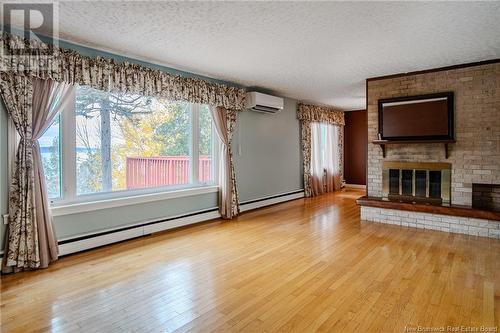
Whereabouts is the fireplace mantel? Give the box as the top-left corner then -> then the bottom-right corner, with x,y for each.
372,139 -> 455,159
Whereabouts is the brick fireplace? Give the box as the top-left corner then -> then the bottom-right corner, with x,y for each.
358,61 -> 500,239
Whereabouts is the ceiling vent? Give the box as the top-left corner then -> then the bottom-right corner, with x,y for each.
246,92 -> 284,114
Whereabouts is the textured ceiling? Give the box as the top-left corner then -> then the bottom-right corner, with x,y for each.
11,1 -> 500,110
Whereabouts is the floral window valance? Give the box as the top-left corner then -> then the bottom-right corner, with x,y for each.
0,32 -> 246,110
297,103 -> 345,126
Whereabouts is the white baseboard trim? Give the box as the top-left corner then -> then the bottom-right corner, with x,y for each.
240,190 -> 305,213
58,210 -> 220,256
344,184 -> 366,189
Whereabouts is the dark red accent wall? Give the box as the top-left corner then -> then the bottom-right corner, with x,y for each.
344,110 -> 367,185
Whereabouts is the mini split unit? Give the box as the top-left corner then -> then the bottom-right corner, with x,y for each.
246,92 -> 284,114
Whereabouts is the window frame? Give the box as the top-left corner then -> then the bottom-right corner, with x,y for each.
8,86 -> 219,209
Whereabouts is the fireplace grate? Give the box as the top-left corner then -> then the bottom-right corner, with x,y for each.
415,170 -> 427,197
383,162 -> 451,204
401,170 -> 413,196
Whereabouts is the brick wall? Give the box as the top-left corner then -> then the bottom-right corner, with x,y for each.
367,63 -> 500,206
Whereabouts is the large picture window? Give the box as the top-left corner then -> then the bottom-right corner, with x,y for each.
38,85 -> 217,205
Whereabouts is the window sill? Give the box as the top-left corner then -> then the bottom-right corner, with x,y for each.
51,186 -> 219,217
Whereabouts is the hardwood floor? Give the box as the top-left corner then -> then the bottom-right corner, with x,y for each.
1,189 -> 499,332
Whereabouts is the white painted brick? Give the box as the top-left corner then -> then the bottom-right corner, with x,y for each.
451,224 -> 468,231
478,220 -> 491,228
489,229 -> 500,238
468,226 -> 489,237
442,217 -> 460,224
362,207 -> 498,239
458,218 -> 471,225
467,218 -> 490,228
465,219 -> 480,227
424,215 -> 442,222
488,221 -> 500,229
451,226 -> 469,234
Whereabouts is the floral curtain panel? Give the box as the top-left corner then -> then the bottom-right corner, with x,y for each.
210,107 -> 240,219
298,103 -> 344,197
0,74 -> 37,270
0,74 -> 74,272
1,32 -> 246,110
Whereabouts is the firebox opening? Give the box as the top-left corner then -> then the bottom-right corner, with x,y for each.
472,183 -> 500,212
383,161 -> 451,205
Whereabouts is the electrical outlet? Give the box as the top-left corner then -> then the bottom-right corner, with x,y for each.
2,214 -> 9,225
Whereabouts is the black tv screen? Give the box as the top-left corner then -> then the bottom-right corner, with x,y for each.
378,92 -> 454,141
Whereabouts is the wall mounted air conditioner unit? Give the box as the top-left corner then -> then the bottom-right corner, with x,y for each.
246,92 -> 284,114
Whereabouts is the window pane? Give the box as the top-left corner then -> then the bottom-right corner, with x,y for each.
198,105 -> 213,184
75,86 -> 105,195
75,85 -> 202,195
120,99 -> 191,190
39,116 -> 61,199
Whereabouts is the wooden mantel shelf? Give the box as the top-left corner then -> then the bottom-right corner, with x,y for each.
372,139 -> 456,159
356,196 -> 500,221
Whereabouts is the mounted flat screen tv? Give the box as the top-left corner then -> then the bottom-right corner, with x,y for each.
378,92 -> 454,141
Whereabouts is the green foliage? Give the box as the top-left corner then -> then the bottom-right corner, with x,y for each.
75,86 -> 154,193
199,105 -> 212,156
74,86 -> 213,193
154,101 -> 191,156
42,85 -> 214,196
77,148 -> 103,195
42,127 -> 61,198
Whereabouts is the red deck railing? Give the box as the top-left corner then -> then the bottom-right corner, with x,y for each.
126,156 -> 212,189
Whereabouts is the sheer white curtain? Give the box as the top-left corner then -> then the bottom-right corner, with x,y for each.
310,122 -> 324,196
324,123 -> 342,192
310,122 -> 341,196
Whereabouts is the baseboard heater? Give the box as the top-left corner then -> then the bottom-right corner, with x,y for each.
52,189 -> 305,257
239,190 -> 305,212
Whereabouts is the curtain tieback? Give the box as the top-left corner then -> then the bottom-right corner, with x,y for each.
19,137 -> 37,147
